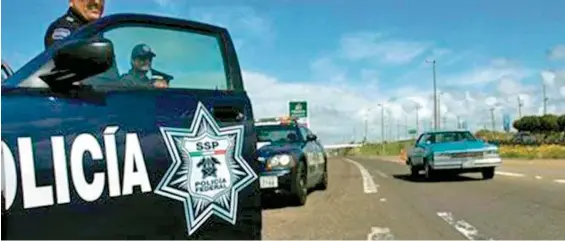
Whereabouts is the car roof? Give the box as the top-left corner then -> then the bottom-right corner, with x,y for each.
421,129 -> 472,135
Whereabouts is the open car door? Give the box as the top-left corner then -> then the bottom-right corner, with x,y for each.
1,14 -> 261,239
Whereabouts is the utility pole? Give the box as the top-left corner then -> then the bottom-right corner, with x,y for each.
517,96 -> 523,118
378,103 -> 385,154
542,83 -> 548,115
363,108 -> 369,143
490,107 -> 495,131
404,113 -> 408,139
415,104 -> 421,134
437,92 -> 442,129
426,59 -> 438,130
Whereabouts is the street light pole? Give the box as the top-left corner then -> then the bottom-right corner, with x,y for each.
426,59 -> 438,130
517,96 -> 523,118
363,108 -> 369,143
542,83 -> 548,115
490,107 -> 495,131
404,113 -> 408,139
378,103 -> 385,154
415,104 -> 421,134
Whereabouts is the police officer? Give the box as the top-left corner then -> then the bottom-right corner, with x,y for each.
44,0 -> 105,49
119,44 -> 161,87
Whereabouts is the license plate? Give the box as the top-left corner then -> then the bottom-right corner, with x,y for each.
260,176 -> 278,189
462,160 -> 475,168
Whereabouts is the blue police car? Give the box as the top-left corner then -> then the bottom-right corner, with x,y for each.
1,14 -> 262,239
255,117 -> 328,206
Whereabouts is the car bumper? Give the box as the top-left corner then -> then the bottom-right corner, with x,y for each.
258,168 -> 297,196
431,157 -> 502,170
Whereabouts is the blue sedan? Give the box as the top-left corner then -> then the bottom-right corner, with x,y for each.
407,130 -> 502,180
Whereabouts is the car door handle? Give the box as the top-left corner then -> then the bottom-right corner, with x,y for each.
212,105 -> 245,123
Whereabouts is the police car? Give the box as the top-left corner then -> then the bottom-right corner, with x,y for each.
255,117 -> 328,206
1,14 -> 262,239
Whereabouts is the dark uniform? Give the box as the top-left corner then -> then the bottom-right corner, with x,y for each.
44,8 -> 88,49
120,44 -> 174,88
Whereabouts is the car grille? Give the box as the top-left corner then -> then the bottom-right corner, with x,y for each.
450,151 -> 483,158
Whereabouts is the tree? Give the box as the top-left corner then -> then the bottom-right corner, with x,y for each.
539,114 -> 559,132
513,118 -> 524,131
557,115 -> 565,132
519,116 -> 542,133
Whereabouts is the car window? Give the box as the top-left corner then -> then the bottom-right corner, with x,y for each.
416,134 -> 430,145
434,132 -> 476,143
86,26 -> 229,90
299,127 -> 310,141
257,125 -> 301,143
11,24 -> 232,91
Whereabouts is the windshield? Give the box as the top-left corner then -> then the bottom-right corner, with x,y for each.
432,131 -> 476,143
256,125 -> 301,143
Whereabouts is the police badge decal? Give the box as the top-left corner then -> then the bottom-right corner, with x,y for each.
156,102 -> 257,235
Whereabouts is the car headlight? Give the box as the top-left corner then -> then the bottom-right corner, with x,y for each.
269,154 -> 293,167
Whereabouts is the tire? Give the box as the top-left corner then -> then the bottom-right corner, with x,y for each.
316,161 -> 328,191
410,166 -> 420,177
482,167 -> 495,180
291,161 -> 308,206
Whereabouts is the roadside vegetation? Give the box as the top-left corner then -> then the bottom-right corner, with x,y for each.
333,114 -> 565,159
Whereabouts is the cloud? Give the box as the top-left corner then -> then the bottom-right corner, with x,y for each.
188,6 -> 274,44
242,69 -> 553,144
443,61 -> 533,87
338,32 -> 430,64
548,45 -> 565,61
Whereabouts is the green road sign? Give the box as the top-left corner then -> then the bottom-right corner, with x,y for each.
289,101 -> 308,118
408,129 -> 417,135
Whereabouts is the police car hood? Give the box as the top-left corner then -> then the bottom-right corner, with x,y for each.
256,142 -> 302,158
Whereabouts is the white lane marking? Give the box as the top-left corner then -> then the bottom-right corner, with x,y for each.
367,226 -> 395,240
535,175 -> 542,180
379,198 -> 387,202
344,158 -> 378,194
376,169 -> 389,178
495,171 -> 525,177
554,179 -> 565,184
437,212 -> 494,241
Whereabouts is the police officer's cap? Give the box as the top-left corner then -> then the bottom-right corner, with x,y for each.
131,44 -> 156,59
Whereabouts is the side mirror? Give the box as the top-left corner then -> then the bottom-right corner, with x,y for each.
40,38 -> 115,87
425,140 -> 432,145
306,134 -> 317,141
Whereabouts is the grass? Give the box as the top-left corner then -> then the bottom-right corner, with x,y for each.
335,140 -> 565,159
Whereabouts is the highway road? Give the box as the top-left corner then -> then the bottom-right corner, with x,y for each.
262,156 -> 565,240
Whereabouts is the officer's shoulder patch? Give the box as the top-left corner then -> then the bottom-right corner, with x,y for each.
52,28 -> 71,40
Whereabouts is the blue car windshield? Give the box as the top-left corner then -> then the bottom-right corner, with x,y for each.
432,131 -> 476,143
256,125 -> 301,143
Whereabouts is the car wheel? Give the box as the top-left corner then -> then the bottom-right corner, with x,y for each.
482,167 -> 495,180
316,162 -> 328,191
410,165 -> 420,177
291,161 -> 308,206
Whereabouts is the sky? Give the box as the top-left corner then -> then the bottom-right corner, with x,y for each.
2,0 -> 565,144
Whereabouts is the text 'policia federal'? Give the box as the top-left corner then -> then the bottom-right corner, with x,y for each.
2,126 -> 152,210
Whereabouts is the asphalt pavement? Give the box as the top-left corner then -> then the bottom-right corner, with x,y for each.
262,156 -> 565,240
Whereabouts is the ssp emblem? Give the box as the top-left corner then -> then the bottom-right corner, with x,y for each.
156,102 -> 257,235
